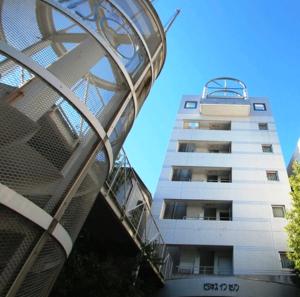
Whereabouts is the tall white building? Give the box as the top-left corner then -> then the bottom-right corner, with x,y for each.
153,78 -> 300,297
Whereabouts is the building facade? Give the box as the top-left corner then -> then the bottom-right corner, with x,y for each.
152,78 -> 299,296
0,1 -> 166,296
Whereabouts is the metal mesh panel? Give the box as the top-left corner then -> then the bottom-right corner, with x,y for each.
1,0 -> 79,68
0,53 -> 99,213
60,148 -> 109,241
113,0 -> 162,56
0,1 -> 130,130
56,0 -> 149,83
14,234 -> 66,297
0,205 -> 43,297
109,100 -> 135,158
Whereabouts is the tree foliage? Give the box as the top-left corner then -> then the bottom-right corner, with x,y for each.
286,161 -> 300,270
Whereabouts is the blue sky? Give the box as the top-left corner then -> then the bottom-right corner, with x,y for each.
124,0 -> 300,194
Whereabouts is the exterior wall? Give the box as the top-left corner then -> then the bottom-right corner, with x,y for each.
153,93 -> 298,296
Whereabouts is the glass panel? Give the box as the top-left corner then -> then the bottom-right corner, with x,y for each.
262,145 -> 273,153
188,122 -> 199,129
272,206 -> 285,217
204,208 -> 217,220
207,175 -> 218,182
267,171 -> 279,181
164,202 -> 175,219
173,203 -> 187,219
184,101 -> 197,109
280,252 -> 294,269
220,211 -> 230,221
172,169 -> 192,181
259,123 -> 268,130
254,103 -> 266,111
178,143 -> 195,152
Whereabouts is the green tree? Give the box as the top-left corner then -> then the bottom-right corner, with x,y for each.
286,161 -> 300,270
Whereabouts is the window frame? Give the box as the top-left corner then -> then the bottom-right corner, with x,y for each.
262,144 -> 273,153
186,121 -> 199,129
279,252 -> 294,269
184,101 -> 198,109
272,205 -> 285,218
253,103 -> 267,111
266,170 -> 279,181
258,123 -> 268,130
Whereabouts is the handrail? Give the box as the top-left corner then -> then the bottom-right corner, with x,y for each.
103,147 -> 173,278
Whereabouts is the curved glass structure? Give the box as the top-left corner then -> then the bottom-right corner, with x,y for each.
0,1 -> 166,296
202,77 -> 248,99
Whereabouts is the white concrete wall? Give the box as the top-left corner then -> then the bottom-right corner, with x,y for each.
153,95 -> 292,279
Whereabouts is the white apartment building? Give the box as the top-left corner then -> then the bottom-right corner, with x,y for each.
153,78 -> 300,297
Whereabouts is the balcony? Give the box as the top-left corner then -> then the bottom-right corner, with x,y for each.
168,245 -> 233,277
172,167 -> 232,183
183,120 -> 231,130
163,200 -> 232,221
178,141 -> 231,153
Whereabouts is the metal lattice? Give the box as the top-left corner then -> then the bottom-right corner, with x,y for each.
0,205 -> 43,297
14,235 -> 66,297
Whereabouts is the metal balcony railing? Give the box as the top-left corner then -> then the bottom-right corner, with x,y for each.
174,265 -> 232,277
102,148 -> 173,280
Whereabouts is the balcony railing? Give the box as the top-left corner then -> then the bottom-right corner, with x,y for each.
183,215 -> 232,221
103,148 -> 173,279
174,265 -> 232,277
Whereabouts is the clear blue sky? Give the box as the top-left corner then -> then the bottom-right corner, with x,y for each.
124,0 -> 300,194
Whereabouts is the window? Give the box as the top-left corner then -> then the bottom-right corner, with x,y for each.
184,101 -> 197,109
208,149 -> 220,153
253,103 -> 266,111
187,122 -> 199,129
209,122 -> 231,130
172,168 -> 192,181
220,176 -> 231,183
178,143 -> 196,152
262,144 -> 273,153
219,211 -> 231,221
164,201 -> 187,219
279,252 -> 294,269
266,171 -> 279,181
204,208 -> 217,220
272,205 -> 285,218
258,123 -> 268,130
207,175 -> 218,182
